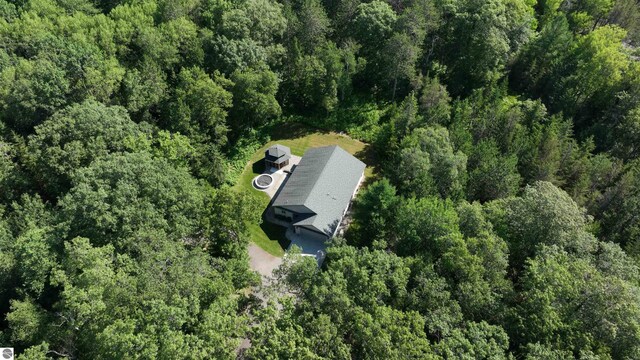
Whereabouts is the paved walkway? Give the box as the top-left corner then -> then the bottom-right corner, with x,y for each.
255,155 -> 301,199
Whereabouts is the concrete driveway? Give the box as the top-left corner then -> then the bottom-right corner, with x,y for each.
286,228 -> 328,266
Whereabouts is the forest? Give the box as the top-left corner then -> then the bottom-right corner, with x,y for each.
1,0 -> 640,358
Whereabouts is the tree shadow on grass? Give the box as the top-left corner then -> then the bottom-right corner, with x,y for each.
354,144 -> 381,186
268,120 -> 328,141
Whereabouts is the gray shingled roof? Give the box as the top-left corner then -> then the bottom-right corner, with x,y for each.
267,144 -> 290,158
265,144 -> 291,164
272,145 -> 366,236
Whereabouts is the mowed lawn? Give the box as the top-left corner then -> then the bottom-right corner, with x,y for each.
234,123 -> 374,257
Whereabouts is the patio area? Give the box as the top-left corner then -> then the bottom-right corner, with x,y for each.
252,155 -> 301,198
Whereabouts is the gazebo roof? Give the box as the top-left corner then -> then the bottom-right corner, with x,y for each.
265,144 -> 291,164
266,144 -> 290,158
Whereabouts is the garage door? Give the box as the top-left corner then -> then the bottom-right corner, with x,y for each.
297,227 -> 329,243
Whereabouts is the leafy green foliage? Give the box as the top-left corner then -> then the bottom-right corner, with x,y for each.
394,126 -> 467,200
26,100 -> 141,196
1,0 -> 640,358
0,58 -> 70,132
511,245 -> 640,358
438,0 -> 535,95
488,181 -> 598,267
347,178 -> 399,248
59,152 -> 209,250
467,140 -> 521,202
229,67 -> 281,133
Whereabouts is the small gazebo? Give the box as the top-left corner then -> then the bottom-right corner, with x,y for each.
265,144 -> 291,170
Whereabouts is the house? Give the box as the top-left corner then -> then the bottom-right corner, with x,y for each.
268,145 -> 366,242
264,144 -> 291,170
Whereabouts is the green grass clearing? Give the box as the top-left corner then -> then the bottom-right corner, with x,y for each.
234,122 -> 375,257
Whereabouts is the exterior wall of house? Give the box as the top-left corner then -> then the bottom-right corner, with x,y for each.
296,226 -> 329,242
331,170 -> 366,238
273,206 -> 295,221
271,170 -> 364,241
265,158 -> 289,170
265,160 -> 279,169
353,172 -> 365,198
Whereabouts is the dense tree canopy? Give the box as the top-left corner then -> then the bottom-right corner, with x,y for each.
25,100 -> 141,196
1,0 -> 640,358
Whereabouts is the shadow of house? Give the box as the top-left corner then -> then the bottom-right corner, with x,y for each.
258,220 -> 289,251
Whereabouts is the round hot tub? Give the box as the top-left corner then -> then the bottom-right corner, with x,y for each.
254,174 -> 274,189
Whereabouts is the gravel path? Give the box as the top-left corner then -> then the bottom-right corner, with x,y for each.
248,243 -> 283,280
239,244 -> 285,357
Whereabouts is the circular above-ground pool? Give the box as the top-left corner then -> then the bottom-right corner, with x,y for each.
254,174 -> 274,189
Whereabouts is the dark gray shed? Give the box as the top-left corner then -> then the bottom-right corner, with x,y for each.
265,144 -> 291,169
